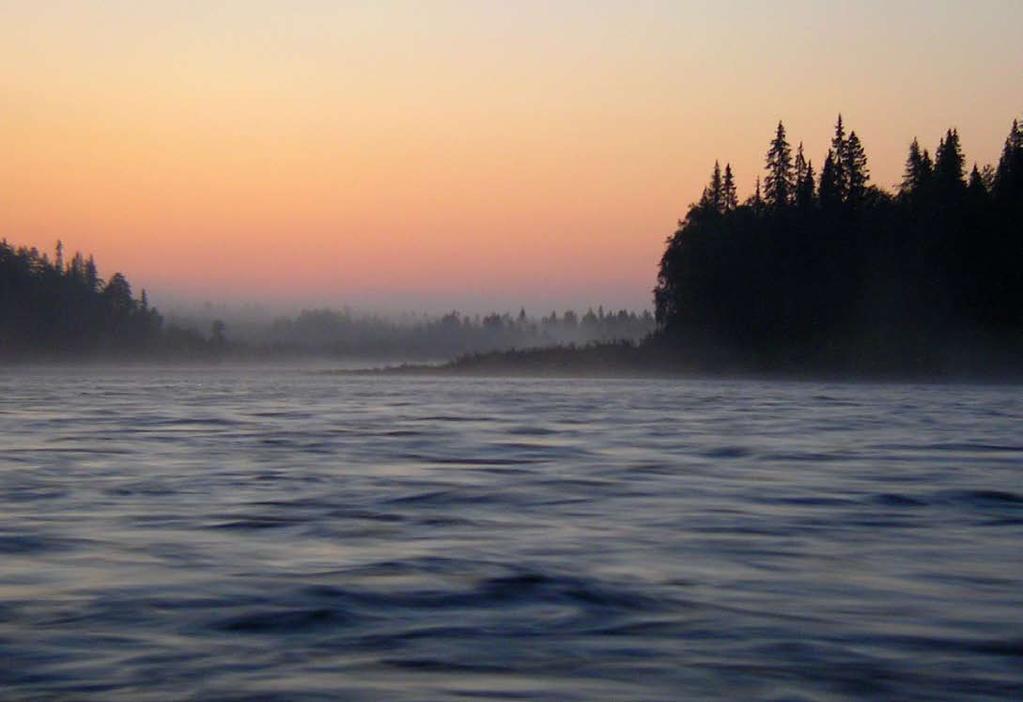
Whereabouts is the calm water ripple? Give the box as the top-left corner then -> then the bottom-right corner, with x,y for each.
0,367 -> 1021,700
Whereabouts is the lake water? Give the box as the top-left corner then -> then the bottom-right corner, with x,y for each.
1,367 -> 1021,700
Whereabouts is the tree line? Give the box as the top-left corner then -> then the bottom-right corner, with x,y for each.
654,115 -> 1023,372
190,306 -> 653,360
0,240 -> 218,359
0,237 -> 654,360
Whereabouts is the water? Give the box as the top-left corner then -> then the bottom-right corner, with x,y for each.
1,367 -> 1021,701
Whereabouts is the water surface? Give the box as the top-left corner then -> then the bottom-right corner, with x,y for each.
1,368 -> 1021,700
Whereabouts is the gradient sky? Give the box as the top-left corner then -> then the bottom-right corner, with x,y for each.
2,1 -> 1020,313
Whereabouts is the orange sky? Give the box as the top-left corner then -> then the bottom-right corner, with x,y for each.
1,1 -> 1020,312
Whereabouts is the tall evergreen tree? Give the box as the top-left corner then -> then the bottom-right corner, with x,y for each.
796,159 -> 816,209
710,161 -> 723,212
844,131 -> 869,205
967,164 -> 989,204
934,128 -> 966,193
698,161 -> 725,213
85,256 -> 99,292
763,121 -> 794,208
722,163 -> 738,211
900,138 -> 933,196
818,149 -> 841,209
794,142 -> 808,188
994,118 -> 1023,200
830,114 -> 849,202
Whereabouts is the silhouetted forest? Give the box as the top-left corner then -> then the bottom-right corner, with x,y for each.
654,116 -> 1023,373
248,306 -> 653,359
0,240 -> 219,359
0,238 -> 652,361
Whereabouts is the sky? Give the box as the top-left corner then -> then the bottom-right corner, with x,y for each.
1,1 -> 1020,314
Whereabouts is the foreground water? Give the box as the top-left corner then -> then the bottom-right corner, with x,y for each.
0,368 -> 1020,701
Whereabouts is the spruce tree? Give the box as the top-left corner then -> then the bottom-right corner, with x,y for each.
763,121 -> 794,208
711,161 -> 723,212
796,160 -> 816,209
830,114 -> 849,202
818,149 -> 841,209
844,131 -> 870,205
745,176 -> 764,211
696,162 -> 725,213
794,142 -> 808,188
722,163 -> 738,211
935,128 -> 966,192
967,164 -> 989,202
901,138 -> 931,196
994,118 -> 1023,200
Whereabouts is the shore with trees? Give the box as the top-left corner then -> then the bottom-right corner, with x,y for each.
3,114 -> 1021,376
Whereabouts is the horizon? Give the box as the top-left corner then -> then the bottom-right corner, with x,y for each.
2,1 -> 1021,311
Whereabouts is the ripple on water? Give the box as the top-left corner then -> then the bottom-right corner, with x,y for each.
0,371 -> 1020,701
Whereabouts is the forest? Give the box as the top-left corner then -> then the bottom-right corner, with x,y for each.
653,116 -> 1023,372
209,306 -> 653,360
0,239 -> 651,360
0,240 -> 216,359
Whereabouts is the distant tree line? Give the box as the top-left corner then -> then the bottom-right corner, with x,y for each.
654,115 -> 1023,371
236,305 -> 654,359
0,235 -> 653,361
0,240 -> 220,359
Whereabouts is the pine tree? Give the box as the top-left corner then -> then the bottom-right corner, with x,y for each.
900,138 -> 932,196
935,128 -> 966,192
763,121 -> 794,208
994,118 -> 1023,200
830,114 -> 849,202
722,163 -> 738,211
844,131 -> 870,205
698,161 -> 725,213
744,176 -> 764,211
967,164 -> 988,202
710,161 -> 723,212
794,142 -> 808,189
796,159 -> 816,209
85,256 -> 99,292
818,149 -> 841,209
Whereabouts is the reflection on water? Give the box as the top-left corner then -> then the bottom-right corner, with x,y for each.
0,368 -> 1021,700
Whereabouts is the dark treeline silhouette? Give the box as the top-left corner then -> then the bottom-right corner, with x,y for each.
0,235 -> 652,362
653,115 -> 1023,373
0,240 -> 221,359
185,305 -> 654,360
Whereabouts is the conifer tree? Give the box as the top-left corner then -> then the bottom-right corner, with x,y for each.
994,118 -> 1023,200
967,164 -> 989,202
710,161 -> 723,212
901,138 -> 932,196
830,114 -> 849,202
844,131 -> 870,205
763,121 -> 794,208
85,256 -> 99,291
745,176 -> 763,212
698,161 -> 725,212
818,149 -> 841,209
722,163 -> 738,211
935,128 -> 966,192
796,160 -> 816,209
794,142 -> 808,189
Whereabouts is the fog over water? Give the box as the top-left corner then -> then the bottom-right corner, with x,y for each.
1,367 -> 1021,700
